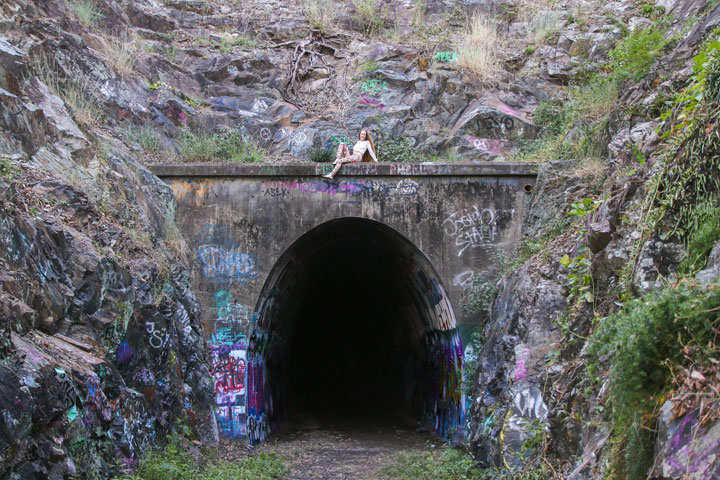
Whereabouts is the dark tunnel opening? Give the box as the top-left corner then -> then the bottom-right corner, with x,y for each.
246,218 -> 464,444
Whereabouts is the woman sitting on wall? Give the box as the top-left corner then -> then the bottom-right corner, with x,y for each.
323,129 -> 378,179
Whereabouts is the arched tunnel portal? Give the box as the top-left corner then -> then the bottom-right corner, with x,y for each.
246,218 -> 464,444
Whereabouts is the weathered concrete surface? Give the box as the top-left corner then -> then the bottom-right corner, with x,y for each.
152,162 -> 537,441
154,162 -> 536,334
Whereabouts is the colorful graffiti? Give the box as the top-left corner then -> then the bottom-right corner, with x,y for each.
360,78 -> 387,94
422,329 -> 465,440
467,137 -> 511,156
210,342 -> 247,438
260,179 -> 419,198
197,245 -> 258,283
358,94 -> 385,109
434,51 -> 458,62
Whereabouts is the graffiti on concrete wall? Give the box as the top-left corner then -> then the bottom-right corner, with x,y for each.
207,288 -> 252,437
442,205 -> 502,256
247,329 -> 270,444
422,329 -> 465,440
260,178 -> 420,198
198,245 -> 258,284
210,342 -> 247,438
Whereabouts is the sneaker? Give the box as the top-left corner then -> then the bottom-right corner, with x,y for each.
323,174 -> 333,179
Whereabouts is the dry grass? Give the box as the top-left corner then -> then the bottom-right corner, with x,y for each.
301,0 -> 337,32
32,56 -> 103,127
99,34 -> 139,77
457,16 -> 501,79
525,10 -> 564,44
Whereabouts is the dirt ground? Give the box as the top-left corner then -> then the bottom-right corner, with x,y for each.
253,416 -> 439,480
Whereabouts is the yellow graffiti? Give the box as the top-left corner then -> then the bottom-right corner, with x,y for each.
170,179 -> 212,204
500,408 -> 513,470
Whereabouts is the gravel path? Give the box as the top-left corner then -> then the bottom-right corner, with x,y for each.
254,418 -> 438,480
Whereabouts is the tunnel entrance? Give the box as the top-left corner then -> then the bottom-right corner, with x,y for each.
246,218 -> 464,444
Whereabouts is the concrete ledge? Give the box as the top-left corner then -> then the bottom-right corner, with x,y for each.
150,162 -> 539,177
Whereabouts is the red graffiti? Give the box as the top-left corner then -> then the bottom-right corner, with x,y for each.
212,356 -> 246,393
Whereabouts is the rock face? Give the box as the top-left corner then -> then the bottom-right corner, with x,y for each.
0,5 -> 216,477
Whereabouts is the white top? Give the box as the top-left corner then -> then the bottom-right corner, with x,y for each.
352,140 -> 378,162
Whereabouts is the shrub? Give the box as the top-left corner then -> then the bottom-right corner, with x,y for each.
0,157 -> 20,180
69,0 -> 102,28
309,147 -> 334,163
457,16 -> 500,79
178,129 -> 264,163
678,203 -> 720,274
587,282 -> 720,478
379,137 -> 424,162
608,24 -> 672,82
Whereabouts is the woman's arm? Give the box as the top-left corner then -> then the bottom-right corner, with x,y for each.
368,142 -> 378,162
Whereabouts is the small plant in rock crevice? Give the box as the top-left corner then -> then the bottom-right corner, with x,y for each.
30,56 -> 103,127
308,147 -> 334,163
301,0 -> 337,33
353,0 -> 387,35
69,0 -> 102,28
0,157 -> 20,181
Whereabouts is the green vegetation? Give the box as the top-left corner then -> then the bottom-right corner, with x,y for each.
381,447 -> 479,480
69,0 -> 102,28
580,31 -> 720,479
518,18 -> 676,162
587,282 -> 720,479
679,203 -> 720,274
301,0 -> 337,33
178,129 -> 264,163
115,439 -> 289,480
124,125 -> 164,154
32,56 -> 103,127
309,147 -> 334,162
353,0 -> 386,35
125,125 -> 265,163
651,32 -> 720,240
0,157 -> 19,180
379,137 -> 426,162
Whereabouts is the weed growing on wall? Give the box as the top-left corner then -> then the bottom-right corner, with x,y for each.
353,0 -> 386,35
379,137 -> 425,162
0,157 -> 19,180
301,0 -> 337,33
651,32 -> 720,240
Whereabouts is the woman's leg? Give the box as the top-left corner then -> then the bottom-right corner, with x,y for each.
325,157 -> 350,178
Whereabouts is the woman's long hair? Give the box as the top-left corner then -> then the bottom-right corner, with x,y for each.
359,130 -> 377,162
